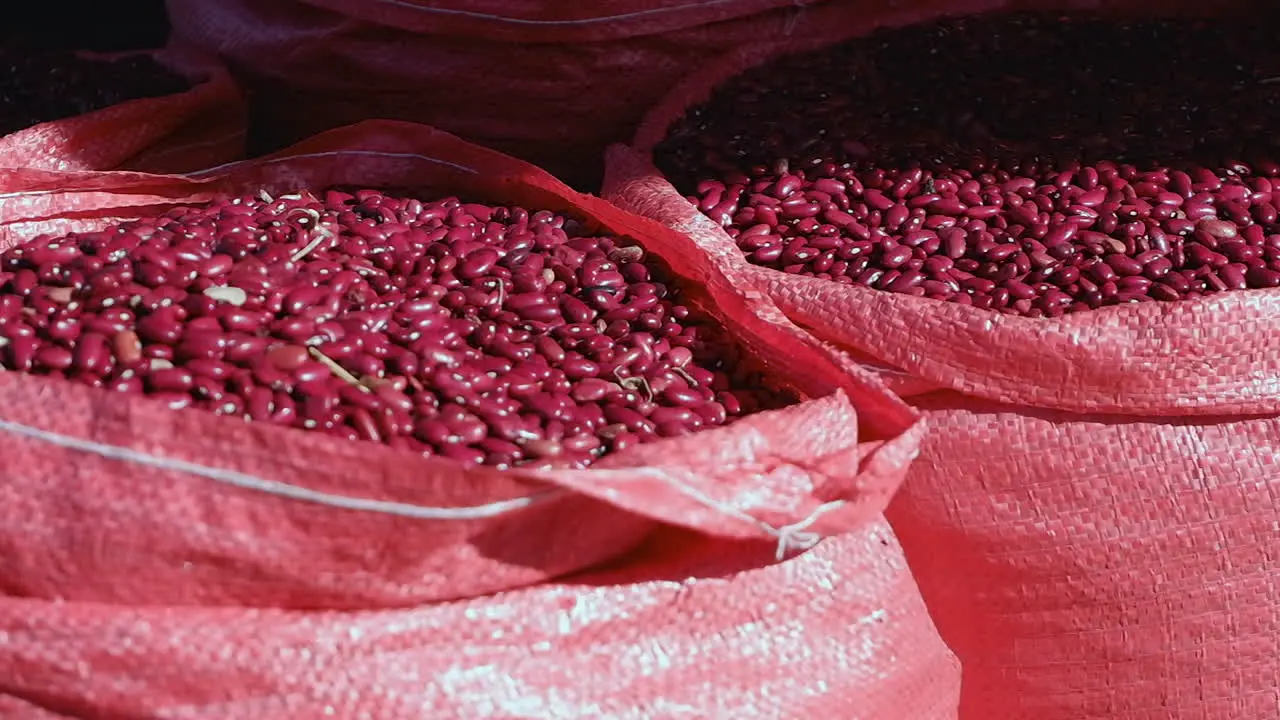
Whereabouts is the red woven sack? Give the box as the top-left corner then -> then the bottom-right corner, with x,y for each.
0,46 -> 246,174
603,2 -> 1280,718
164,0 -> 849,188
0,121 -> 959,717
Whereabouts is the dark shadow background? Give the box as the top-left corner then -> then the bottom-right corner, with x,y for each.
7,0 -> 169,52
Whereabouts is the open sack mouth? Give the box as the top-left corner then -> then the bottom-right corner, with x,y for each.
0,186 -> 795,470
0,120 -> 922,621
650,9 -> 1280,318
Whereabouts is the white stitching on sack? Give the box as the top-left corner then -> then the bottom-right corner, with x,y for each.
1,145 -> 844,556
366,0 -> 817,27
0,417 -> 553,519
783,0 -> 807,37
773,500 -> 843,561
131,128 -> 250,166
657,473 -> 845,560
0,151 -> 480,204
0,415 -> 844,558
187,150 -> 481,179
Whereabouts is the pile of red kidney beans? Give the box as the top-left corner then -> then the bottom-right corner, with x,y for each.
0,190 -> 784,467
654,12 -> 1280,316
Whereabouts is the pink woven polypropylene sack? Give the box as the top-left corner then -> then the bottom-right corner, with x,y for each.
602,2 -> 1280,718
0,46 -> 246,173
0,521 -> 956,719
0,121 -> 959,717
164,0 -> 844,188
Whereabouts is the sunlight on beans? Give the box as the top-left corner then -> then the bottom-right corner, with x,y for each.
654,12 -> 1280,317
0,190 -> 785,468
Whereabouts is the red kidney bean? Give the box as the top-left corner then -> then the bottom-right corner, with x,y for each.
1143,258 -> 1174,280
1218,264 -> 1248,290
1161,271 -> 1193,294
887,271 -> 925,293
654,12 -> 1280,317
1105,255 -> 1145,277
881,246 -> 913,268
72,332 -> 112,376
34,345 -> 73,371
1004,280 -> 1036,301
1197,219 -> 1238,240
1,190 -> 788,469
1248,266 -> 1280,288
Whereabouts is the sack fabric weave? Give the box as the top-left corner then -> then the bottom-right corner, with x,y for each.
0,120 -> 960,718
602,1 -> 1280,717
0,47 -> 245,173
